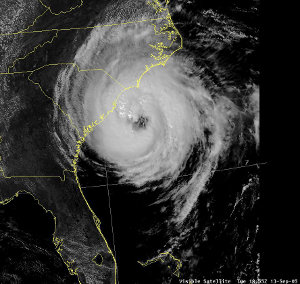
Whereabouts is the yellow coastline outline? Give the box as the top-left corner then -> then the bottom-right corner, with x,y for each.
0,189 -> 80,276
0,0 -> 184,282
138,251 -> 183,277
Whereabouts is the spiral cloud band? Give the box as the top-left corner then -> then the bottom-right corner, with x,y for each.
0,0 -> 260,282
53,5 -> 258,229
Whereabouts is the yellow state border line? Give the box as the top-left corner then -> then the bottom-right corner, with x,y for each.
0,63 -> 126,90
26,62 -> 126,128
15,9 -> 49,36
0,0 -> 125,282
71,17 -> 183,169
138,251 -> 183,277
6,30 -> 59,73
0,64 -> 125,284
0,0 -> 183,282
69,1 -> 184,280
38,0 -> 84,16
0,0 -> 164,39
0,167 -> 74,181
0,17 -> 166,37
0,28 -> 125,284
3,0 -> 83,37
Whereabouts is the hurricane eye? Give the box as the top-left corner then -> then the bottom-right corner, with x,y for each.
132,115 -> 149,130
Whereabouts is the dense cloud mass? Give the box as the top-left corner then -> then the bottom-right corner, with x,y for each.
0,0 -> 260,283
52,0 -> 260,280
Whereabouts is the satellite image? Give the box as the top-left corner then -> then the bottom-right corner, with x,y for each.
0,0 -> 273,283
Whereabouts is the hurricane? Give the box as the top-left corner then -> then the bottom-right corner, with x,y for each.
0,0 -> 261,282
27,0 -> 260,281
51,0 -> 258,244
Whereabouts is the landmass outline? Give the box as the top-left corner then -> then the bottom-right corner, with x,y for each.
0,0 -> 184,283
